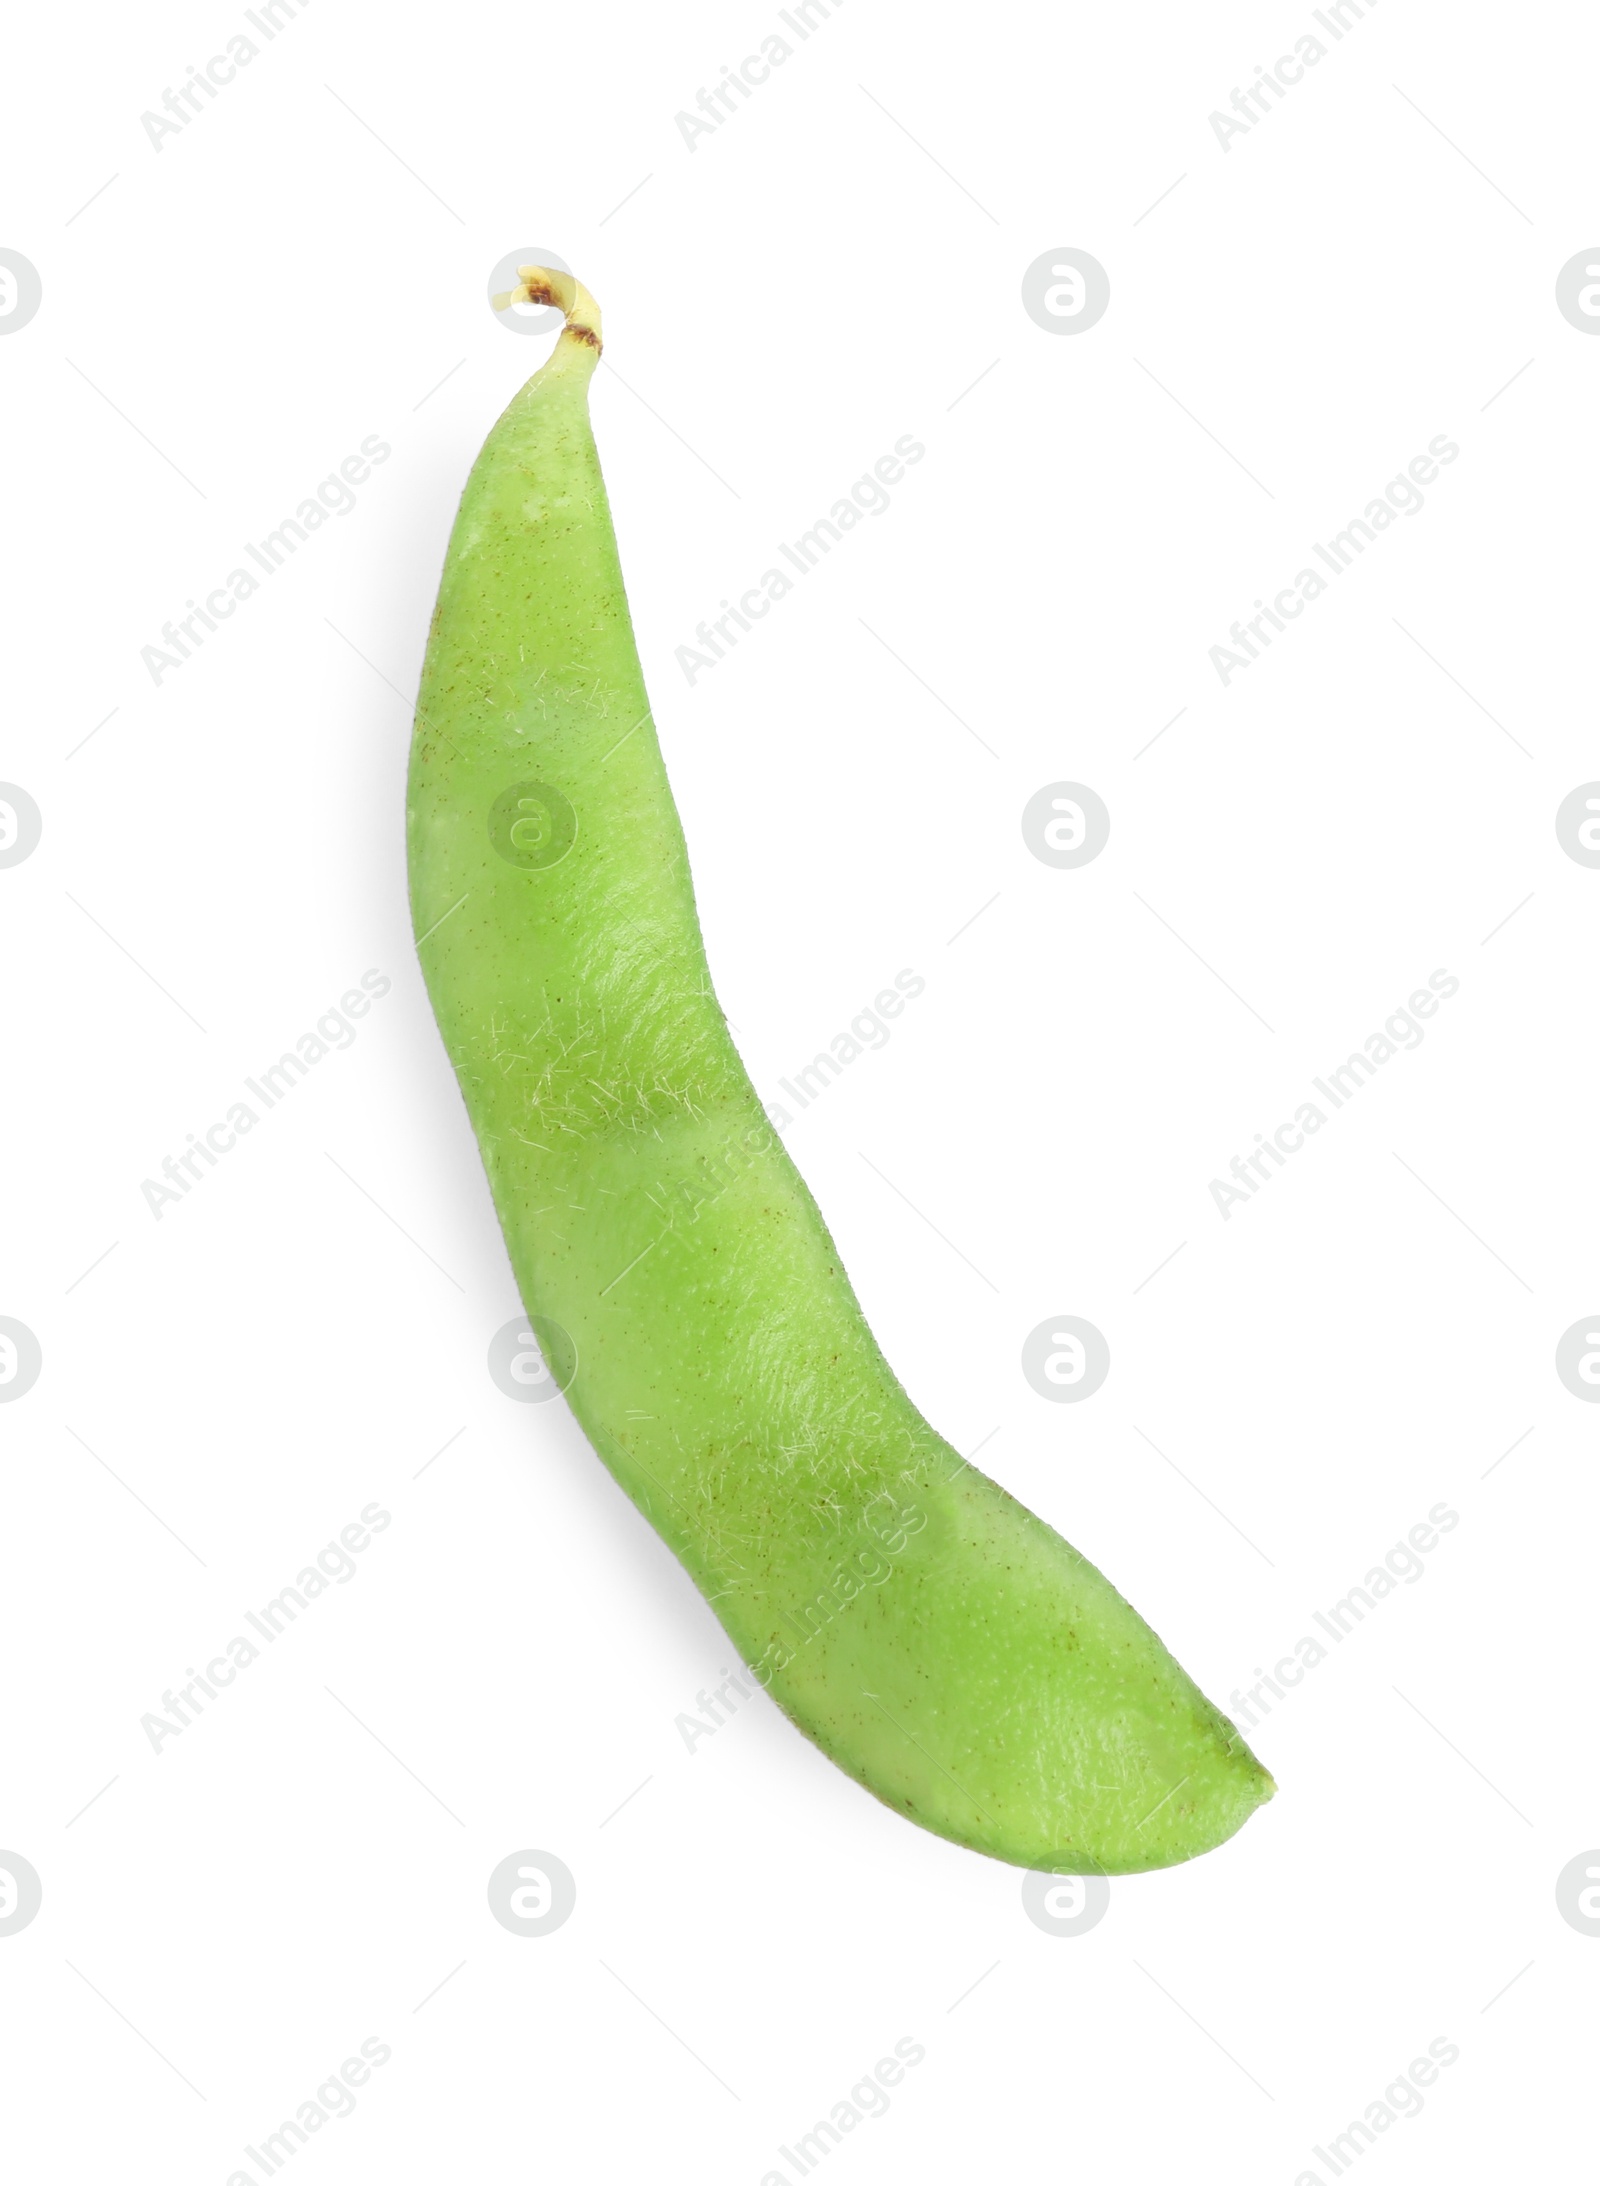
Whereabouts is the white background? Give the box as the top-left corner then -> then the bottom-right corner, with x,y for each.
2,1 -> 1596,2178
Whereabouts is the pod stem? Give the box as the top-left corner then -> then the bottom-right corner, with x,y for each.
491,265 -> 602,350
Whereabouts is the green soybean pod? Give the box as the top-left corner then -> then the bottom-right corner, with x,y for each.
407,269 -> 1273,1874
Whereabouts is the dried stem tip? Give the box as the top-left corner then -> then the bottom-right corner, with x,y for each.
491,265 -> 603,349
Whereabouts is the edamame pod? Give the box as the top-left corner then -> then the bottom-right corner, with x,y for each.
407,269 -> 1274,1873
